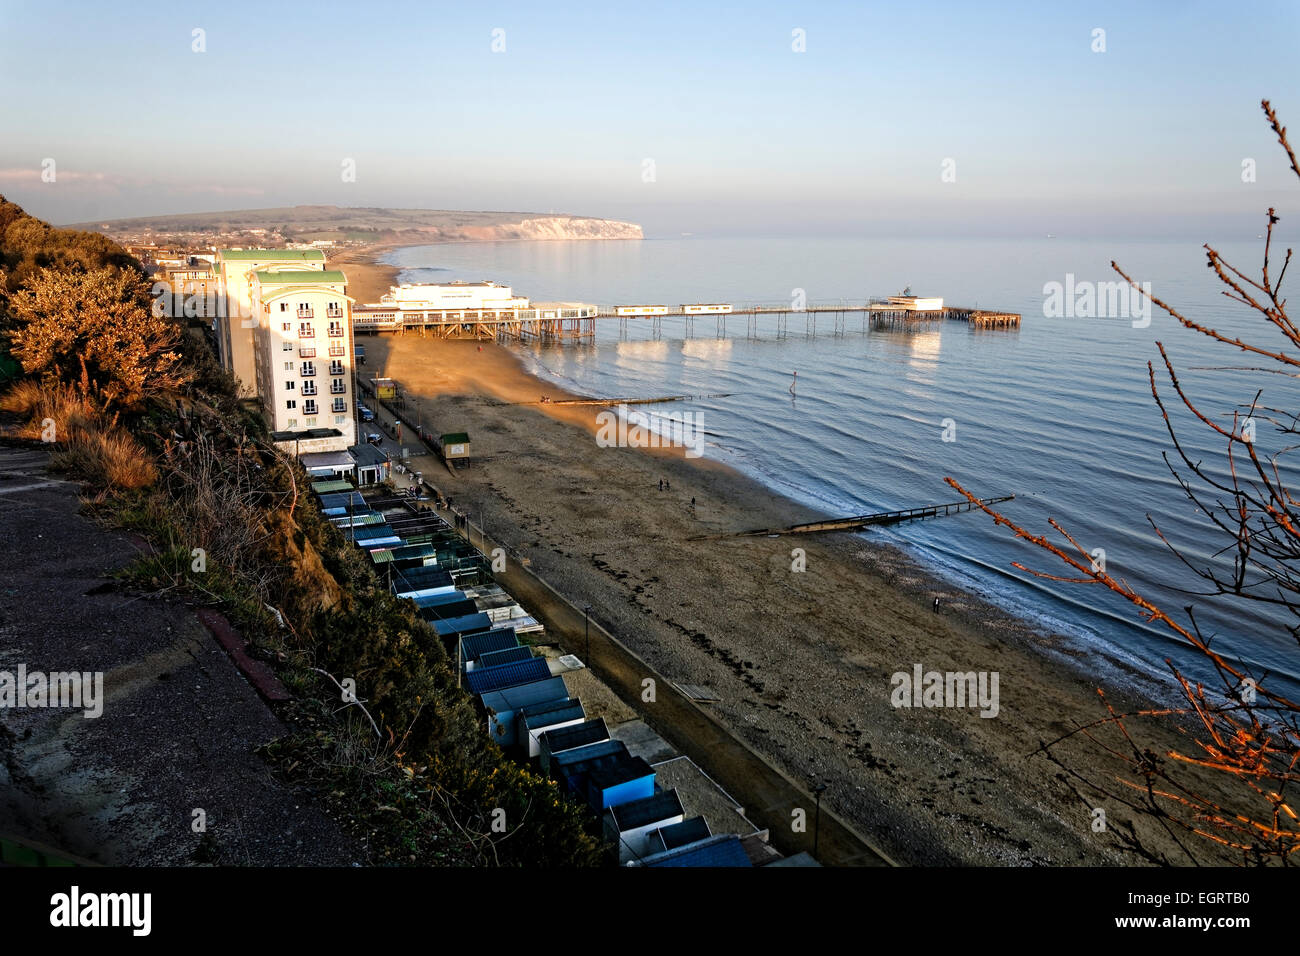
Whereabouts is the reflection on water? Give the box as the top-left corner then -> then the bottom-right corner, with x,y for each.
681,337 -> 734,368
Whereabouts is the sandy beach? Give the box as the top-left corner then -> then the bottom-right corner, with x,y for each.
331,242 -> 404,305
349,328 -> 1251,867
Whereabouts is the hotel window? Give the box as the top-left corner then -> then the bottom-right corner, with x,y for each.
284,361 -> 294,371
282,322 -> 291,331
280,303 -> 287,311
282,341 -> 293,351
331,378 -> 345,394
305,417 -> 317,426
286,400 -> 297,410
287,418 -> 297,428
304,400 -> 318,415
334,415 -> 346,425
285,381 -> 295,391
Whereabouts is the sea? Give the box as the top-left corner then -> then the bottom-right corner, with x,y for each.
384,236 -> 1300,700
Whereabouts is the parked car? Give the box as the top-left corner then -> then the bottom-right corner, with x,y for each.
366,433 -> 383,446
359,405 -> 375,422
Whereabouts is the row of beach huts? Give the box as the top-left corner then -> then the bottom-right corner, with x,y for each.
310,478 -> 809,866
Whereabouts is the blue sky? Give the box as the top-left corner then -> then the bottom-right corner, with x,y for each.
1,0 -> 1297,237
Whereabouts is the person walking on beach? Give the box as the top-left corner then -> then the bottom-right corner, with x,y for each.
659,478 -> 664,491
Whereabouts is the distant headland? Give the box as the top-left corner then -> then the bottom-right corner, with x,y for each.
65,204 -> 644,248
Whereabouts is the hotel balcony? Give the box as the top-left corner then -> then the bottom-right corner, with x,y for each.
326,307 -> 344,319
332,400 -> 347,413
298,346 -> 316,358
301,384 -> 318,396
328,362 -> 344,375
328,344 -> 346,357
298,326 -> 315,338
300,366 -> 316,377
330,384 -> 346,394
297,308 -> 314,319
303,402 -> 318,415
328,326 -> 344,337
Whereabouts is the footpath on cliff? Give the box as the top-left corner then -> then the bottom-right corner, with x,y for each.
0,431 -> 360,865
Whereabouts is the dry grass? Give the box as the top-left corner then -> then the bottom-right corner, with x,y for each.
0,380 -> 98,439
51,428 -> 157,490
2,380 -> 157,489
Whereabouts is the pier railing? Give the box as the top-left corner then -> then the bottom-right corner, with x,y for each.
352,298 -> 1020,340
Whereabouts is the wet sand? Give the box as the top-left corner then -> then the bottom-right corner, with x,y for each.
358,329 -> 1249,867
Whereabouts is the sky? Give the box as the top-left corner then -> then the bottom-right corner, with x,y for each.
1,0 -> 1298,238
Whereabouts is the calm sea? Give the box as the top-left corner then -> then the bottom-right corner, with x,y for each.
385,237 -> 1300,697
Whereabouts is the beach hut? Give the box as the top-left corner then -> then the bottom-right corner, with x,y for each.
538,718 -> 610,775
459,628 -> 521,667
470,645 -> 535,671
551,740 -> 629,794
418,597 -> 480,621
439,432 -> 471,464
480,676 -> 569,746
637,833 -> 752,868
648,816 -> 711,856
602,790 -> 686,863
430,612 -> 493,641
370,377 -> 398,401
586,756 -> 655,812
518,698 -> 586,758
463,658 -> 551,696
311,479 -> 354,496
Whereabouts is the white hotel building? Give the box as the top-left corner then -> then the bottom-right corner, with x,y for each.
249,267 -> 356,455
214,249 -> 329,399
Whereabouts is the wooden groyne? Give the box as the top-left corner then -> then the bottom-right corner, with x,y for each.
727,495 -> 1015,537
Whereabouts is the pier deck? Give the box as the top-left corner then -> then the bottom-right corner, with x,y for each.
353,297 -> 1021,342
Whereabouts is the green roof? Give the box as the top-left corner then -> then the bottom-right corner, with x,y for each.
254,269 -> 346,284
311,479 -> 353,493
219,249 -> 326,261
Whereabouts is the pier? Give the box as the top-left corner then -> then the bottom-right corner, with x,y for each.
353,297 -> 1021,343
